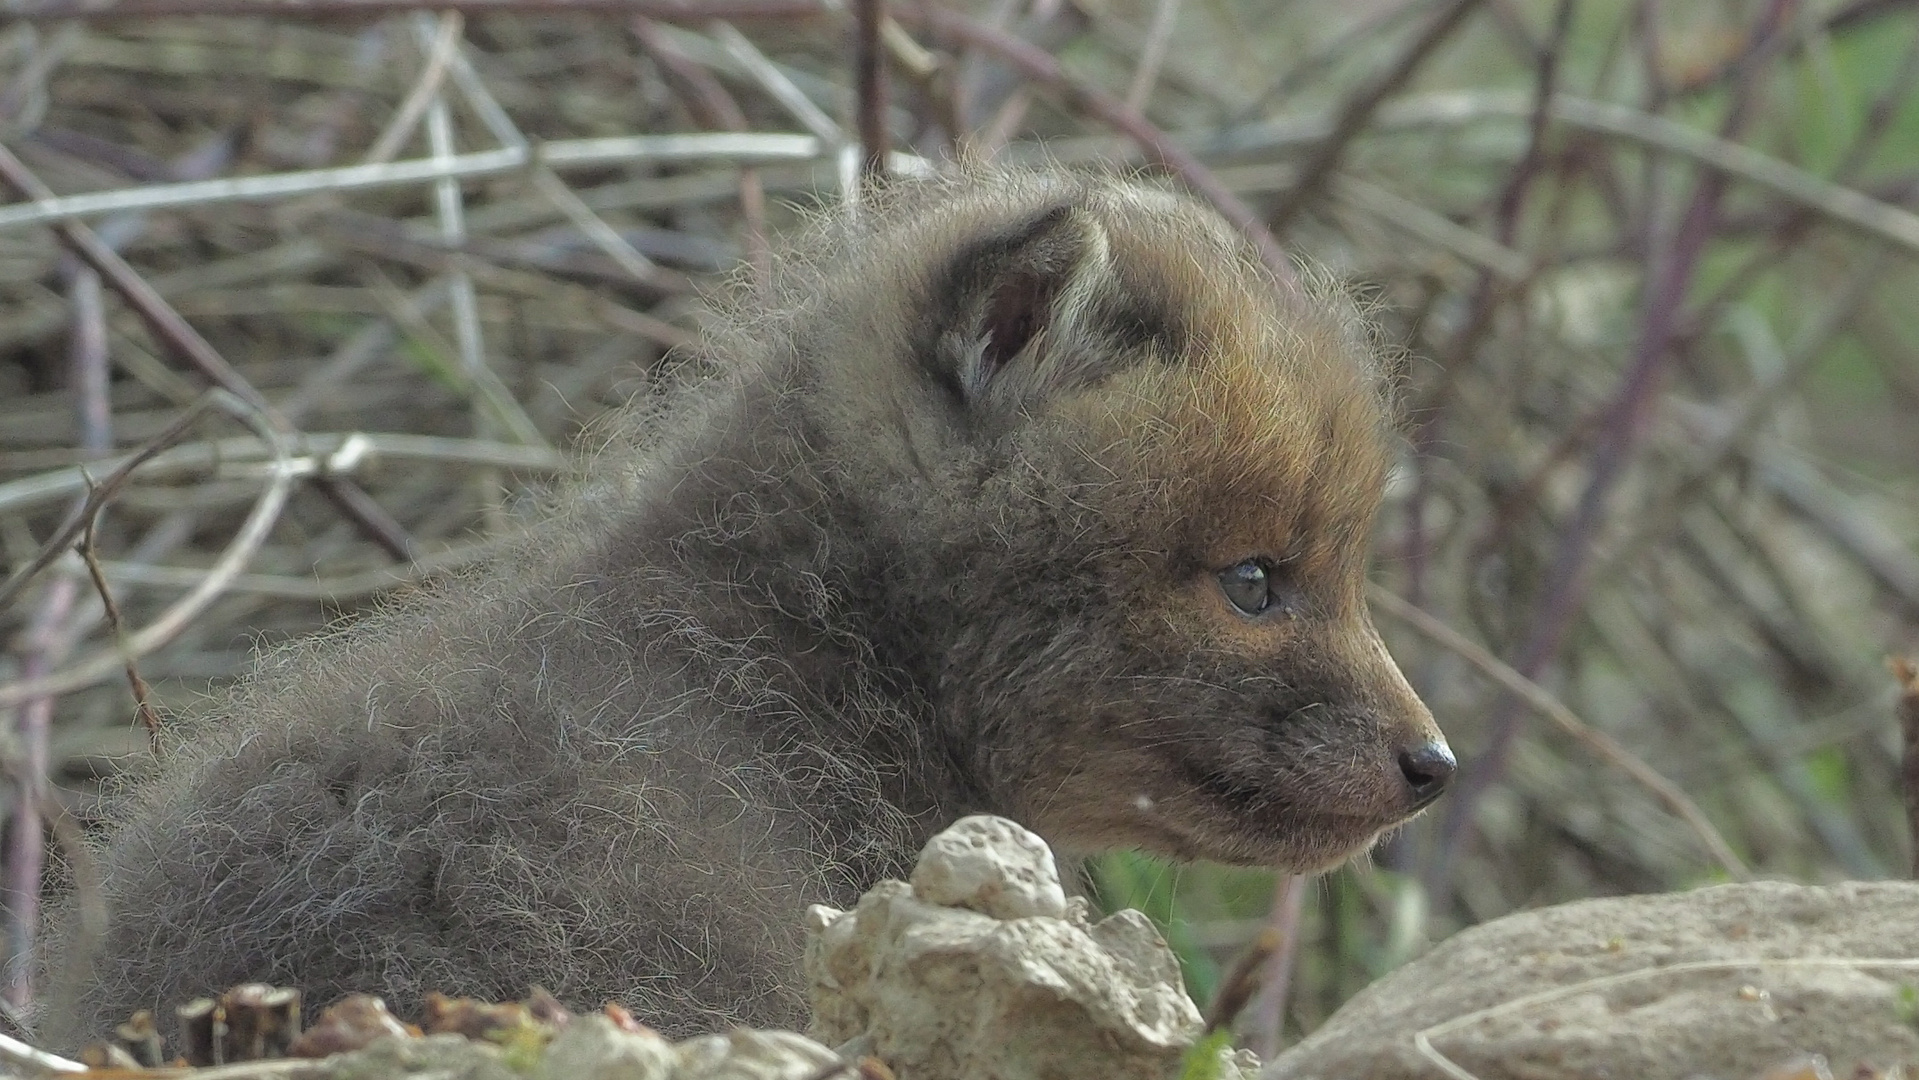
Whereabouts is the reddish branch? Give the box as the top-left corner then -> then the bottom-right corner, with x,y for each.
1202,924 -> 1280,1034
0,253 -> 115,1007
1249,873 -> 1306,1058
2,580 -> 76,1009
895,6 -> 1297,288
1267,0 -> 1487,236
632,16 -> 772,291
78,522 -> 164,755
0,143 -> 415,561
1434,0 -> 1798,865
5,0 -> 828,19
852,0 -> 889,183
1897,657 -> 1919,878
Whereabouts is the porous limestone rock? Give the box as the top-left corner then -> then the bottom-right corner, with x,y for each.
807,814 -> 1256,1080
909,814 -> 1069,920
534,1016 -> 839,1080
1263,880 -> 1919,1080
143,1013 -> 849,1080
538,1015 -> 676,1080
320,1033 -> 520,1080
674,1029 -> 842,1080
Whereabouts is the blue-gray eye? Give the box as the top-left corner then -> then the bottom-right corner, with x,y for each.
1218,560 -> 1271,615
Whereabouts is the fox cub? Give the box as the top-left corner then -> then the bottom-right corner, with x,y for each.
52,169 -> 1451,1043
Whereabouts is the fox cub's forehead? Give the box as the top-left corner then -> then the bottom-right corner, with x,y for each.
1082,323 -> 1395,539
1064,200 -> 1397,557
1075,193 -> 1395,479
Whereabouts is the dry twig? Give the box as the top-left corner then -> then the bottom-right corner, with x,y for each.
852,0 -> 888,183
1895,657 -> 1919,878
0,394 -> 220,615
1370,584 -> 1751,880
76,515 -> 162,755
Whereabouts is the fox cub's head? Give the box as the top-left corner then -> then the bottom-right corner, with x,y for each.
794,171 -> 1451,870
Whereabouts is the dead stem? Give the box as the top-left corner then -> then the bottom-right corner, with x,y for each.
851,0 -> 888,184
1433,0 -> 1798,870
75,521 -> 162,755
1266,0 -> 1487,236
1896,658 -> 1919,878
1371,584 -> 1752,880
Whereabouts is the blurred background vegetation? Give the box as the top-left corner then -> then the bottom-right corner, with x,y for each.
0,0 -> 1914,1056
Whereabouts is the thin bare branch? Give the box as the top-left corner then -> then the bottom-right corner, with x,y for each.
0,133 -> 824,233
0,143 -> 270,419
634,15 -> 773,289
4,0 -> 829,20
894,6 -> 1298,288
1369,584 -> 1751,879
77,515 -> 161,755
1203,924 -> 1279,1034
1438,0 -> 1797,861
852,0 -> 888,183
711,21 -> 844,144
1267,0 -> 1487,235
0,392 -> 295,709
1896,657 -> 1919,878
2,576 -> 77,1010
363,11 -> 464,165
96,536 -> 506,601
0,432 -> 566,520
0,394 -> 220,614
1249,873 -> 1307,1059
1124,0 -> 1181,111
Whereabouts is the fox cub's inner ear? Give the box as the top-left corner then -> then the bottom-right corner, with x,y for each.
930,203 -> 1116,415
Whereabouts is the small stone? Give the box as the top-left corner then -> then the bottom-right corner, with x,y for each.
674,1028 -> 841,1080
808,814 -> 1211,1080
909,814 -> 1067,920
422,993 -> 535,1040
537,1014 -> 674,1080
287,995 -> 416,1059
318,1033 -> 517,1080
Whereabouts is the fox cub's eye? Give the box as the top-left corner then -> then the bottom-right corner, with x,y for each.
1218,560 -> 1273,616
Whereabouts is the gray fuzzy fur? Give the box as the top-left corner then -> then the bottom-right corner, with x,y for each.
45,168 -> 1445,1045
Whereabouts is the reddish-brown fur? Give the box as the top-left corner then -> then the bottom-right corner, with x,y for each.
44,169 -> 1449,1046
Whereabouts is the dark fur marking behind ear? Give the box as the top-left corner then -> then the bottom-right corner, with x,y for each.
1101,292 -> 1186,361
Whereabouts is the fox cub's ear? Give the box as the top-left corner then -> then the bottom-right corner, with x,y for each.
924,203 -> 1123,418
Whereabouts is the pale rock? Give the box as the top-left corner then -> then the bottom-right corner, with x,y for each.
909,815 -> 1068,920
674,1028 -> 842,1080
1223,1047 -> 1263,1077
1263,880 -> 1919,1080
319,1033 -> 518,1080
538,1015 -> 676,1080
808,813 -> 1235,1080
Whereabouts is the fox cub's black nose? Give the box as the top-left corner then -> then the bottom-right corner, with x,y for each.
1397,741 -> 1457,809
